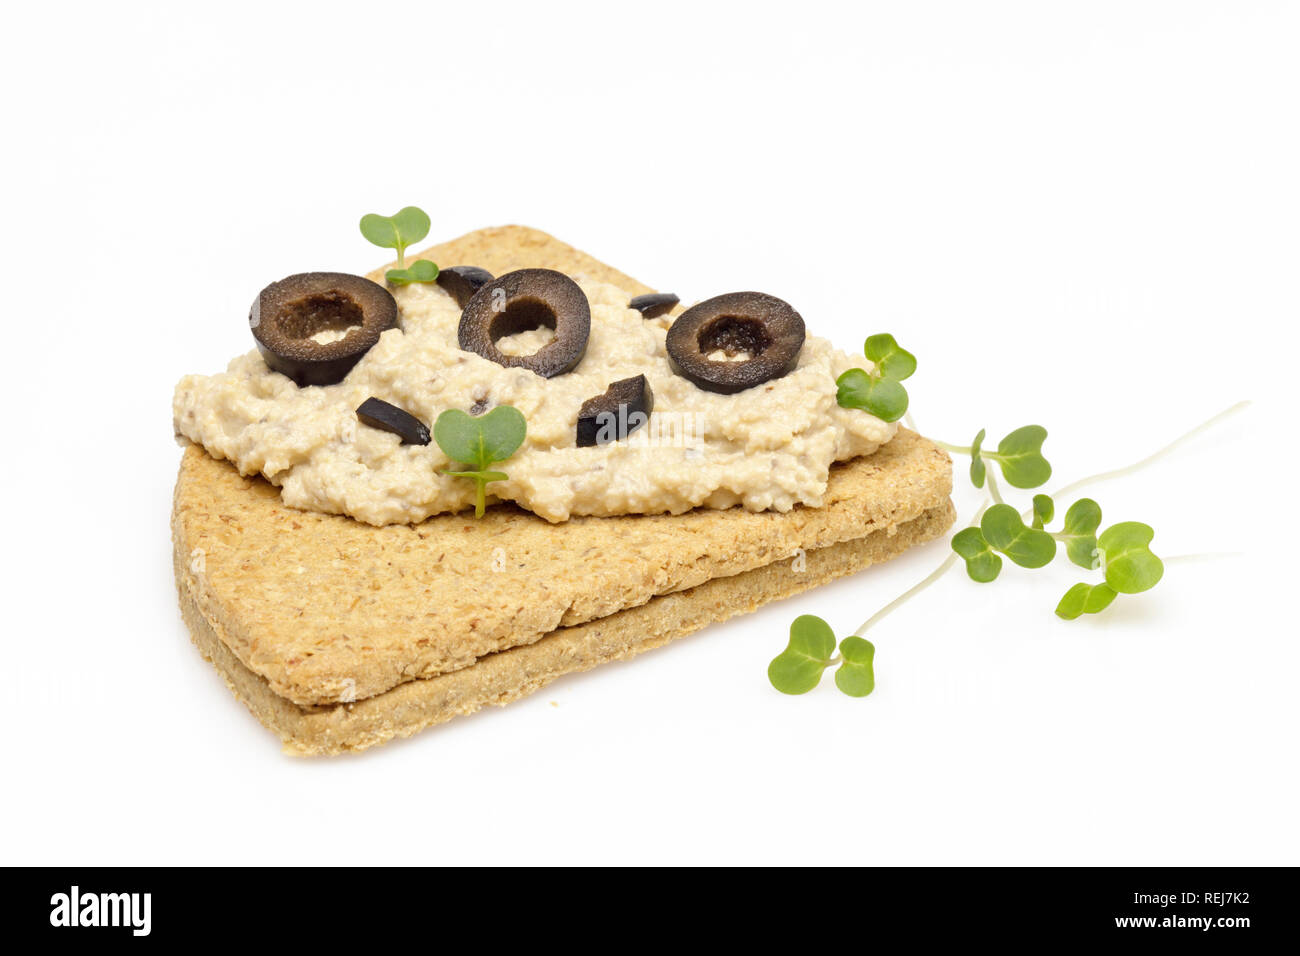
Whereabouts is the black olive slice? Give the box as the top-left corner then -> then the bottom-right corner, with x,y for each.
664,292 -> 805,394
437,265 -> 495,308
251,272 -> 397,387
356,397 -> 431,446
458,268 -> 590,378
576,375 -> 654,447
629,292 -> 679,319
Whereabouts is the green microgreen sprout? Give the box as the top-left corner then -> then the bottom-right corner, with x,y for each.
768,614 -> 877,697
835,333 -> 916,423
778,367 -> 1248,697
359,205 -> 437,284
432,405 -> 526,518
935,425 -> 1052,490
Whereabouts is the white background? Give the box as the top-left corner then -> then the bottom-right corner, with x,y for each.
2,1 -> 1295,865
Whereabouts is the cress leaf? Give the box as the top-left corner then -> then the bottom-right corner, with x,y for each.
359,214 -> 401,249
385,259 -> 440,286
1032,494 -> 1054,530
1055,582 -> 1118,620
1061,498 -> 1103,570
862,333 -> 917,381
980,503 -> 1057,569
389,206 -> 431,243
951,526 -> 1003,582
1098,522 -> 1164,594
835,368 -> 909,423
768,614 -> 837,694
434,406 -> 526,470
970,428 -> 987,488
834,636 -> 876,698
993,425 -> 1052,489
359,205 -> 431,266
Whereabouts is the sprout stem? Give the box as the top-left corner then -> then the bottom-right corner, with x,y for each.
856,402 -> 1247,639
986,469 -> 1006,506
1164,551 -> 1245,564
853,500 -> 990,637
1017,401 -> 1250,524
1048,401 -> 1250,503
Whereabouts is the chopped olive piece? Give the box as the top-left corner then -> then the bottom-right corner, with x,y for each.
458,269 -> 590,378
576,375 -> 654,447
437,265 -> 494,308
629,292 -> 679,319
665,292 -> 805,394
251,272 -> 397,387
356,397 -> 431,446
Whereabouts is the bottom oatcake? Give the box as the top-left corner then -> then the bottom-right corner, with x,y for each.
176,500 -> 954,754
171,225 -> 954,752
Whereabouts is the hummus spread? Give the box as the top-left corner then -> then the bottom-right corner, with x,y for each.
173,278 -> 895,525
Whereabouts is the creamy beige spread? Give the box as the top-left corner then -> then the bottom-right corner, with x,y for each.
173,278 -> 896,525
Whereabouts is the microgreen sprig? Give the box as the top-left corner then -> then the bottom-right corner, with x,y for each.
937,425 -> 1052,490
944,444 -> 1166,611
774,344 -> 1248,698
359,205 -> 438,285
768,615 -> 875,697
433,405 -> 526,518
955,491 -> 1165,616
835,334 -> 917,422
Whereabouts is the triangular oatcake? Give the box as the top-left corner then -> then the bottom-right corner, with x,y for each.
172,226 -> 954,752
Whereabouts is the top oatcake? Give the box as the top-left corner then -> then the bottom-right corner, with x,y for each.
174,273 -> 895,526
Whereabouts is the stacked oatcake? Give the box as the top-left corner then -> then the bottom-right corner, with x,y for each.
172,227 -> 953,754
